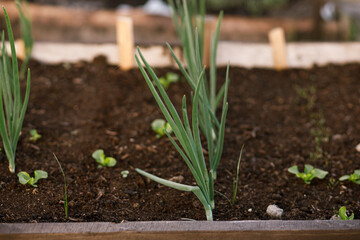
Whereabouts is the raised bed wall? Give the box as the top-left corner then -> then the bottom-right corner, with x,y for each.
8,41 -> 360,68
1,221 -> 360,240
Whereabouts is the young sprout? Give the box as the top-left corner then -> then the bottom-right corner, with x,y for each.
288,164 -> 328,184
92,149 -> 116,168
29,129 -> 41,142
17,170 -> 48,187
328,178 -> 339,189
232,145 -> 244,205
338,206 -> 354,220
339,170 -> 360,184
53,153 -> 68,220
156,72 -> 179,89
151,119 -> 172,138
121,170 -> 129,178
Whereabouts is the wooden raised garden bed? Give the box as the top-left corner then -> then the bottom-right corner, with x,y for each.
0,2 -> 360,239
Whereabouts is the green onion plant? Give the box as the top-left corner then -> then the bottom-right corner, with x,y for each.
167,0 -> 226,179
135,47 -> 230,220
0,7 -> 31,173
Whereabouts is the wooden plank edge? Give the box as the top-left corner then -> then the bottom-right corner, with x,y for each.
1,220 -> 359,233
0,230 -> 360,240
5,42 -> 360,69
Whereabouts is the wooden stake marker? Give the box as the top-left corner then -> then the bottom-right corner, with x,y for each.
203,16 -> 216,67
15,39 -> 25,60
268,27 -> 287,70
116,16 -> 134,71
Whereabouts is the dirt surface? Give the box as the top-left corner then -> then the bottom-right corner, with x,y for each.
0,57 -> 359,222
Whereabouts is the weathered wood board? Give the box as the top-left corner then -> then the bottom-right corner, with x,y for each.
1,221 -> 360,240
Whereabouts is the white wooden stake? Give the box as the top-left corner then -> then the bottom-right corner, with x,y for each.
15,39 -> 25,60
116,16 -> 134,71
268,27 -> 287,70
203,17 -> 216,67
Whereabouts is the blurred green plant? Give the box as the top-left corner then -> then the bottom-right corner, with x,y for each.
309,112 -> 329,162
92,149 -> 117,168
206,0 -> 290,15
16,0 -> 33,79
339,170 -> 360,185
151,119 -> 173,138
338,206 -> 354,220
29,129 -> 41,142
155,72 -> 179,89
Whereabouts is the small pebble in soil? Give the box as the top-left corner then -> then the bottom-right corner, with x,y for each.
330,214 -> 341,220
332,134 -> 344,141
266,205 -> 283,218
356,143 -> 360,152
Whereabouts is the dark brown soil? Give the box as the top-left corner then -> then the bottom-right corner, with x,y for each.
0,57 -> 359,222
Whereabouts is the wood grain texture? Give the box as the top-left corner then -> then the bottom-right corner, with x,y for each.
1,221 -> 360,240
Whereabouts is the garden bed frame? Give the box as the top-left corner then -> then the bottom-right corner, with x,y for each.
1,220 -> 360,240
1,3 -> 360,238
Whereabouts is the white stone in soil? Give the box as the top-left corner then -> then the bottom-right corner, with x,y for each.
266,205 -> 283,218
356,143 -> 360,152
330,214 -> 341,220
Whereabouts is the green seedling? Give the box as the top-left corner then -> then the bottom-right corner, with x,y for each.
155,72 -> 179,89
288,164 -> 328,184
338,206 -> 354,220
232,145 -> 244,205
151,119 -> 172,138
53,153 -> 68,220
294,85 -> 316,111
0,7 -> 31,173
17,170 -> 47,187
29,129 -> 41,142
92,149 -> 116,168
328,178 -> 339,189
309,112 -> 329,162
121,170 -> 129,178
339,170 -> 360,184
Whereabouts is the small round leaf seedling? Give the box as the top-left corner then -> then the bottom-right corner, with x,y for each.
121,170 -> 129,178
17,170 -> 48,187
29,129 -> 41,142
155,72 -> 179,89
338,206 -> 354,220
151,119 -> 172,138
339,170 -> 360,184
92,149 -> 117,168
288,164 -> 328,184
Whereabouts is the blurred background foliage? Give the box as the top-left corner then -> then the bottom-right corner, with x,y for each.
206,0 -> 293,15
